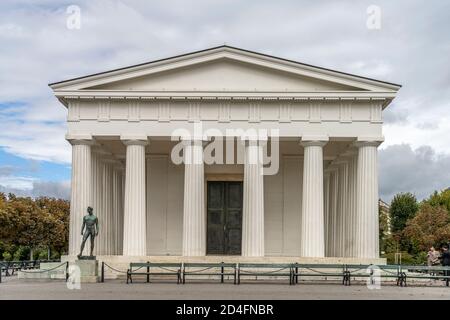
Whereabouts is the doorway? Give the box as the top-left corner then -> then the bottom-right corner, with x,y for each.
206,181 -> 243,255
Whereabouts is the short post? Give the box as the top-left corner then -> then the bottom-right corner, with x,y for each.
221,262 -> 224,283
237,263 -> 240,285
65,261 -> 69,282
295,264 -> 299,284
101,262 -> 105,283
146,261 -> 150,283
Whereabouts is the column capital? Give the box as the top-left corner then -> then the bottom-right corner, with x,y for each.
300,140 -> 328,148
121,139 -> 149,146
353,136 -> 384,148
180,135 -> 207,141
120,134 -> 149,146
66,134 -> 94,146
353,140 -> 383,148
181,136 -> 209,147
300,135 -> 329,147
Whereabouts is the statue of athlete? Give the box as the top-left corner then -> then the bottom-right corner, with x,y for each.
77,206 -> 99,258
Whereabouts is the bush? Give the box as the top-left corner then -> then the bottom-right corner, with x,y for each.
50,251 -> 61,260
413,251 -> 427,265
13,246 -> 30,261
2,252 -> 12,261
382,251 -> 417,265
37,249 -> 49,260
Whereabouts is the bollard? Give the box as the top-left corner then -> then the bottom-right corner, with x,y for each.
146,261 -> 150,283
65,261 -> 69,282
221,262 -> 224,283
101,262 -> 105,283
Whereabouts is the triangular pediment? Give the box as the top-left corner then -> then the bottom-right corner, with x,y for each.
49,46 -> 401,93
86,58 -> 364,92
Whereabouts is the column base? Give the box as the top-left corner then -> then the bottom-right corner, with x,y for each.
62,254 -> 386,265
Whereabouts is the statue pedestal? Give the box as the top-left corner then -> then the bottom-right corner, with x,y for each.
74,259 -> 98,283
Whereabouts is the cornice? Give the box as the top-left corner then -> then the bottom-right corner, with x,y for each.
56,91 -> 395,108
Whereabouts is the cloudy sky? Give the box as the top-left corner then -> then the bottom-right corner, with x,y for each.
0,0 -> 449,202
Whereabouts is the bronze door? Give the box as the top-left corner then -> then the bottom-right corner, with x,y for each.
207,181 -> 243,255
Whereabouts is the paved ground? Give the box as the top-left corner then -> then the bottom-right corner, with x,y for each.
1,277 -> 450,299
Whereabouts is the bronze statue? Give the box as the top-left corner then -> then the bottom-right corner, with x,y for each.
77,206 -> 99,258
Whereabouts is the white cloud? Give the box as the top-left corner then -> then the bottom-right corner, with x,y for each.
0,179 -> 71,199
0,175 -> 35,190
379,144 -> 450,202
0,0 -> 449,200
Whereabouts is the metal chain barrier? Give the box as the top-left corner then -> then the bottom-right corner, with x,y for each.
16,262 -> 68,274
102,262 -> 129,274
239,267 -> 289,275
183,267 -> 215,273
301,267 -> 337,275
157,266 -> 182,273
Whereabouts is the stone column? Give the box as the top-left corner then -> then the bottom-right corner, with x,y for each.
122,139 -> 148,256
300,139 -> 327,257
119,168 -> 125,254
242,139 -> 265,257
327,167 -> 339,257
102,161 -> 114,255
90,150 -> 103,255
182,138 -> 206,256
112,165 -> 124,255
334,159 -> 348,257
68,139 -> 92,256
100,159 -> 122,255
355,141 -> 381,258
345,151 -> 358,257
323,172 -> 330,255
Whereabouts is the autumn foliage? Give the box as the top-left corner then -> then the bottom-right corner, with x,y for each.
403,204 -> 450,252
0,193 -> 69,260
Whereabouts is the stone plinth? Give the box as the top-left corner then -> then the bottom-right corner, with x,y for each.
74,259 -> 99,283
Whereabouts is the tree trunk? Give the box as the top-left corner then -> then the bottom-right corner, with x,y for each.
29,247 -> 33,261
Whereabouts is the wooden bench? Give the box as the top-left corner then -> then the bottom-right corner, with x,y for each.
292,263 -> 348,285
399,265 -> 450,287
182,262 -> 237,284
237,263 -> 293,285
345,264 -> 402,286
126,262 -> 182,284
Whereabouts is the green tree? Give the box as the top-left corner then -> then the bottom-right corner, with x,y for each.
403,203 -> 450,253
0,194 -> 70,261
390,192 -> 419,232
424,189 -> 450,212
7,196 -> 46,260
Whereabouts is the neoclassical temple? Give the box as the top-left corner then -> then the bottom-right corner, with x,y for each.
50,46 -> 400,263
